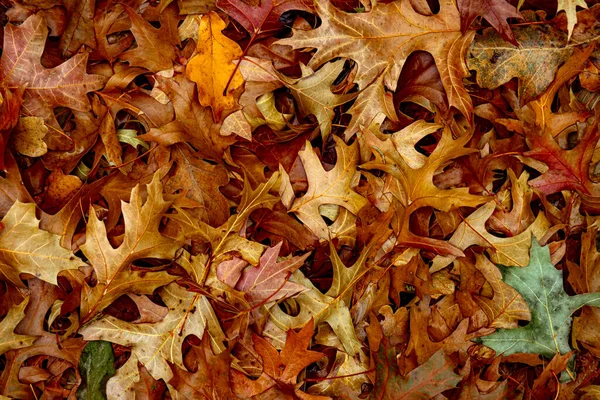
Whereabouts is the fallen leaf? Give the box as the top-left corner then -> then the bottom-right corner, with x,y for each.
185,11 -> 244,121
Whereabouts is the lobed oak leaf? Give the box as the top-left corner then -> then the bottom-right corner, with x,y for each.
265,247 -> 369,356
558,0 -> 588,40
0,201 -> 84,288
120,5 -> 178,73
80,282 -> 225,383
279,60 -> 357,139
0,298 -> 36,357
361,125 -> 488,213
171,172 -> 280,268
0,14 -> 106,128
277,0 -> 475,126
472,254 -> 531,329
59,0 -> 96,58
185,11 -> 244,121
290,137 -> 367,241
79,172 -> 182,321
430,201 -> 550,271
525,121 -> 600,196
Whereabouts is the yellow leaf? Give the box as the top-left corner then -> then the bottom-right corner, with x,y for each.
0,201 -> 84,287
0,298 -> 36,356
185,12 -> 244,121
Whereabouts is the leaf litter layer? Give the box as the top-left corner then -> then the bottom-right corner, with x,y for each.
2,0 -> 600,399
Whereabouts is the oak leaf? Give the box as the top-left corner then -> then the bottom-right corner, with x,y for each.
278,0 -> 475,127
279,60 -> 357,139
0,201 -> 84,287
165,144 -> 230,227
372,334 -> 461,400
478,239 -> 600,358
362,126 -> 487,213
120,5 -> 178,73
265,247 -> 369,356
79,173 -> 182,321
141,75 -> 235,161
430,201 -> 550,271
0,298 -> 36,356
558,0 -> 587,39
185,11 -> 244,121
232,319 -> 325,398
289,137 -> 367,241
80,283 -> 225,383
473,254 -> 531,329
217,0 -> 313,37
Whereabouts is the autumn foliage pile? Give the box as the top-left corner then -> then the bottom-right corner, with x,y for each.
4,0 -> 600,398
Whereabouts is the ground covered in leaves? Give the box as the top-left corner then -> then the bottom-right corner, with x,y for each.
3,0 -> 600,399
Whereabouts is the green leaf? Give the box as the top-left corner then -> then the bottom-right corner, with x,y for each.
478,239 -> 600,358
77,341 -> 116,400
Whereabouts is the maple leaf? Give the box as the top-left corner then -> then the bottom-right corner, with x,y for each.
478,239 -> 600,358
232,319 -> 325,398
80,282 -> 225,383
0,298 -> 36,356
186,11 -> 244,121
278,0 -> 475,127
79,173 -> 182,321
217,242 -> 309,306
289,137 -> 367,241
0,201 -> 84,288
120,5 -> 178,73
457,0 -> 522,45
279,60 -> 357,139
0,14 -> 106,127
525,122 -> 600,196
169,332 -> 240,400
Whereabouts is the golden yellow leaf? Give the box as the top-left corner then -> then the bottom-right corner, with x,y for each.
185,12 -> 244,121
